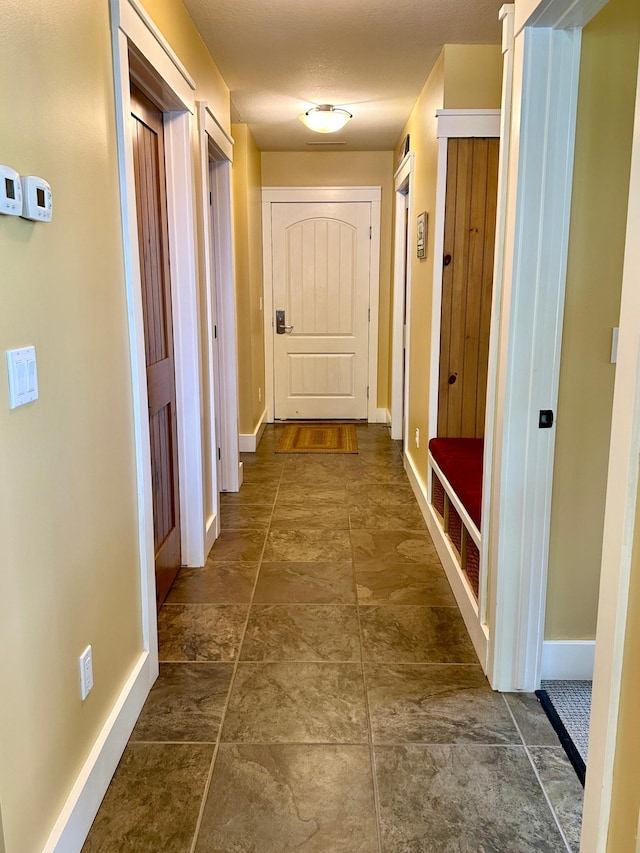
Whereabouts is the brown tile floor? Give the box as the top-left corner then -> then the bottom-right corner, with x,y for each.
83,424 -> 584,852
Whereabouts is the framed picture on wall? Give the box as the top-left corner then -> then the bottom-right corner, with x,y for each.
417,211 -> 428,259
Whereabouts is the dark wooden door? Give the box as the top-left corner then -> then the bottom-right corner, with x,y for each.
438,137 -> 499,438
130,85 -> 181,606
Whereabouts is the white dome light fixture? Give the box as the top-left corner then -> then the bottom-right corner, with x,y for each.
299,104 -> 352,134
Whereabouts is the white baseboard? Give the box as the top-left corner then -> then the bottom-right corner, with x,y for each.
384,408 -> 392,426
541,640 -> 595,681
43,651 -> 154,853
403,450 -> 488,671
371,407 -> 388,424
239,409 -> 267,452
205,512 -> 219,559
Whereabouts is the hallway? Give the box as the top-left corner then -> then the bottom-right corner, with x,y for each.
83,425 -> 583,852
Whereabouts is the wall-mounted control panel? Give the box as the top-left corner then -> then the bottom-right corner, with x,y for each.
0,165 -> 52,222
0,165 -> 23,216
21,176 -> 52,222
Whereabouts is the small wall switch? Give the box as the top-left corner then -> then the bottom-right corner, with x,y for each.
415,427 -> 420,448
258,387 -> 262,403
79,645 -> 94,701
611,327 -> 619,364
6,347 -> 38,409
259,296 -> 263,311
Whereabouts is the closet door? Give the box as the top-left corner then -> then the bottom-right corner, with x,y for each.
438,137 -> 499,438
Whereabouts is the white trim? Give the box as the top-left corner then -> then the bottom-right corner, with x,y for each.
519,0 -> 609,31
374,407 -> 387,424
391,153 -> 414,441
428,135 -> 449,444
487,25 -> 582,693
581,49 -> 640,853
428,454 -> 481,549
404,450 -> 489,669
262,198 -> 274,421
163,111 -> 206,568
204,104 -> 234,162
110,24 -> 156,657
436,109 -> 501,139
261,186 -> 382,423
210,159 -> 241,493
239,409 -> 268,452
43,652 -> 154,853
114,2 -> 194,113
541,641 -> 595,681
122,0 -> 195,91
481,4 -> 515,634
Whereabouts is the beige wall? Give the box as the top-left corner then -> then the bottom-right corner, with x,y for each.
0,0 -> 231,849
545,0 -> 640,640
443,45 -> 503,109
607,469 -> 640,851
0,2 -> 141,850
233,124 -> 266,434
395,45 -> 502,487
261,151 -> 395,410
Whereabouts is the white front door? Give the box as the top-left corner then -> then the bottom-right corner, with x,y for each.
272,201 -> 371,419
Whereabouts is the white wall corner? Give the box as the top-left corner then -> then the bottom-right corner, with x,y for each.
541,640 -> 595,681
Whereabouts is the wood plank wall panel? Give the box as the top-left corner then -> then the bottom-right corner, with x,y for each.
438,137 -> 499,438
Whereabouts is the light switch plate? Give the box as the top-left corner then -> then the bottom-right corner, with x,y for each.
6,347 -> 38,409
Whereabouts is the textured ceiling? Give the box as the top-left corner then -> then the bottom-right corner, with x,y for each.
183,0 -> 503,151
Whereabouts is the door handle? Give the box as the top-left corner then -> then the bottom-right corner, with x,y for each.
276,309 -> 294,334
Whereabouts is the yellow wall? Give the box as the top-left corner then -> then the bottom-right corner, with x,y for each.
545,0 -> 640,640
233,124 -> 266,434
396,53 -> 445,479
443,45 -> 503,109
261,151 -> 395,410
0,2 -> 141,850
395,45 -> 502,487
0,0 -> 231,849
607,469 -> 640,851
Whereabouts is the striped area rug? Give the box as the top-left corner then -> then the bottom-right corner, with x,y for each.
276,423 -> 358,454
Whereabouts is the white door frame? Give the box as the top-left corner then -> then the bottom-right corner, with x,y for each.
197,103 -> 241,543
111,0 -> 211,641
486,0 -> 609,693
391,153 -> 414,441
262,187 -> 383,423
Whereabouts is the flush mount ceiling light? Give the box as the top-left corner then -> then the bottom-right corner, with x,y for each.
299,104 -> 352,134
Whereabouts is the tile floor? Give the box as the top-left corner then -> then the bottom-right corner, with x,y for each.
83,424 -> 584,852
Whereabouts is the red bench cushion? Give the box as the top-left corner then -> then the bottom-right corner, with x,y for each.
429,438 -> 483,529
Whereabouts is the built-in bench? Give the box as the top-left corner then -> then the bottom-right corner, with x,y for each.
428,437 -> 483,598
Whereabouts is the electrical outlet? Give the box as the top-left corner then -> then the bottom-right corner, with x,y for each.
259,296 -> 263,311
258,387 -> 262,403
415,428 -> 420,449
79,645 -> 93,701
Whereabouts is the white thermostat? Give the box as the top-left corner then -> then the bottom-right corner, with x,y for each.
0,165 -> 23,216
21,176 -> 52,222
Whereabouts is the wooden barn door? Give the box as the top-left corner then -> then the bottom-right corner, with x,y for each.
130,85 -> 181,606
438,137 -> 499,438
